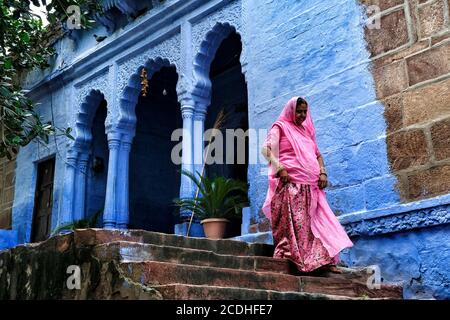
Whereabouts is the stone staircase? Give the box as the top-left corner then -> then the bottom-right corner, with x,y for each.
0,229 -> 403,300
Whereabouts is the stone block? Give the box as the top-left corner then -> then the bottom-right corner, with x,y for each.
373,60 -> 408,98
360,0 -> 404,11
5,160 -> 16,173
418,0 -> 446,38
306,63 -> 377,120
363,175 -> 400,210
317,102 -> 386,152
2,187 -> 15,204
430,117 -> 450,161
349,139 -> 390,180
325,148 -> 355,188
407,43 -> 450,85
4,171 -> 15,188
365,9 -> 410,57
121,261 -> 301,292
387,129 -> 429,171
373,40 -> 430,67
326,185 -> 366,215
431,31 -> 450,45
0,210 -> 12,229
383,94 -> 404,133
403,77 -> 450,126
407,165 -> 450,199
325,139 -> 389,189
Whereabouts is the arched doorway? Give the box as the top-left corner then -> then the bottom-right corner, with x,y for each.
204,31 -> 249,237
128,66 -> 182,233
85,99 -> 109,225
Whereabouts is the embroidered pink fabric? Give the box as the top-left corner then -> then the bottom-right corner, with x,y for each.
262,97 -> 353,258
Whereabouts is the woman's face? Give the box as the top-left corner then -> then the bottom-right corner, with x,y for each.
295,103 -> 308,125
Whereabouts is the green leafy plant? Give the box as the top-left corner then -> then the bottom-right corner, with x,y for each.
50,209 -> 102,236
0,0 -> 101,159
173,170 -> 249,221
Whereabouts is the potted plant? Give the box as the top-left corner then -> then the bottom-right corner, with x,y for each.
174,170 -> 249,239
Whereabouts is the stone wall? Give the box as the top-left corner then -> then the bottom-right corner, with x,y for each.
0,157 -> 16,230
362,0 -> 450,201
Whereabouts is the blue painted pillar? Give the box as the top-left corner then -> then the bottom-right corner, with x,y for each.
73,152 -> 89,221
61,149 -> 78,225
193,108 -> 206,179
179,105 -> 194,210
175,104 -> 204,237
116,137 -> 132,229
103,132 -> 121,229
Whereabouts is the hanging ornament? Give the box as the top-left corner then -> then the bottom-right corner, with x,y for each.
140,68 -> 149,97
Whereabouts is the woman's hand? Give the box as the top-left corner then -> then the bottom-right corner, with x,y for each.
278,169 -> 290,184
318,173 -> 328,189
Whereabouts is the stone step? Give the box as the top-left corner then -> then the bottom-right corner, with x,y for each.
93,241 -> 292,274
73,229 -> 274,257
119,261 -> 403,299
92,241 -> 378,283
150,283 -> 368,300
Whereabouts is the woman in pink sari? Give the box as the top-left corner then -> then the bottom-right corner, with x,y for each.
262,97 -> 353,273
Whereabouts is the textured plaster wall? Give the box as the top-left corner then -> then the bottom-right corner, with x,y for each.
11,87 -> 71,244
243,0 -> 399,229
341,224 -> 450,299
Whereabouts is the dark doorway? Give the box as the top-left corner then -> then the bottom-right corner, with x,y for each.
129,66 -> 182,233
31,157 -> 56,242
86,99 -> 109,224
205,31 -> 249,237
206,32 -> 249,183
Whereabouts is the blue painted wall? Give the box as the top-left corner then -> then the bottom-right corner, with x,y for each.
0,230 -> 18,250
341,224 -> 450,299
244,0 -> 399,225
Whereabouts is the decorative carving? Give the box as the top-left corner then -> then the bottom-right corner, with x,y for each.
73,68 -> 110,133
343,204 -> 450,237
192,1 -> 242,59
108,139 -> 121,150
116,34 -> 181,95
191,0 -> 246,106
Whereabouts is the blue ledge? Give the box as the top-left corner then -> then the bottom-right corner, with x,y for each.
232,232 -> 273,245
338,194 -> 450,237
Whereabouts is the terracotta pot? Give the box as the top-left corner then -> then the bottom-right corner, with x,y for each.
200,218 -> 230,239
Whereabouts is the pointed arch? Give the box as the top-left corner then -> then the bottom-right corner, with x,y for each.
117,57 -> 178,134
192,22 -> 247,109
73,89 -> 106,152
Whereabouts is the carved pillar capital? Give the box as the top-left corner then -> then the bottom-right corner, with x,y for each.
181,105 -> 195,119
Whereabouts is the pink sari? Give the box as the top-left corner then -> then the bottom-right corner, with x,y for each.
262,97 -> 353,270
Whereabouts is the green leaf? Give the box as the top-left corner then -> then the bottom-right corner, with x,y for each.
20,32 -> 30,44
0,86 -> 11,97
4,58 -> 12,69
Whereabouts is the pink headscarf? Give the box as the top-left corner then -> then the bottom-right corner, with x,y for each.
262,96 -> 321,218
